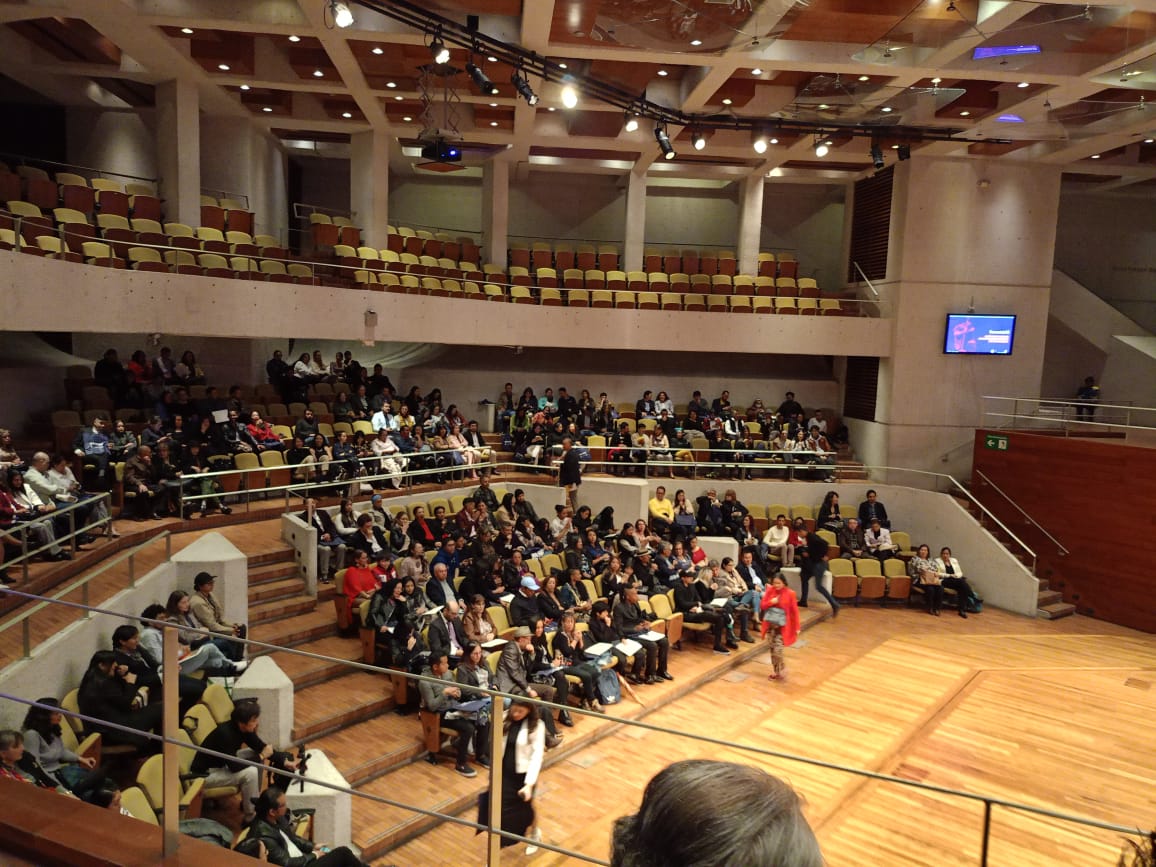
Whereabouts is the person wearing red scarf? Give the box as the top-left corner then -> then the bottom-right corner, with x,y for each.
759,574 -> 800,681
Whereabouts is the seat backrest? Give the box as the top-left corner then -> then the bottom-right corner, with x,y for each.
182,703 -> 218,745
136,754 -> 165,809
121,787 -> 159,825
202,682 -> 234,724
488,605 -> 510,633
60,689 -> 84,734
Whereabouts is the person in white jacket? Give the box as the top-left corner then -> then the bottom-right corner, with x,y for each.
493,698 -> 546,855
762,514 -> 794,567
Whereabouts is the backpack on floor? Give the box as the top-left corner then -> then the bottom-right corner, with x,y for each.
596,668 -> 621,705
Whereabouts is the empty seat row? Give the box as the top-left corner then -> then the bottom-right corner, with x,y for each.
0,165 -> 162,221
385,225 -> 479,262
509,241 -> 620,273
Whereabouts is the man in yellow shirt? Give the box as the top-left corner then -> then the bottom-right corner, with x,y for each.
648,485 -> 675,539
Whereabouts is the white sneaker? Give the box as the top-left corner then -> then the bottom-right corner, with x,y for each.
525,828 -> 542,855
233,659 -> 249,674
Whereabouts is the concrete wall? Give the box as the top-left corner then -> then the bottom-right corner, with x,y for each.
66,108 -> 157,182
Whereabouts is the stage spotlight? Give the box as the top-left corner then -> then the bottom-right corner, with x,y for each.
561,83 -> 579,109
871,145 -> 885,169
330,1 -> 354,29
624,110 -> 640,133
897,144 -> 911,161
511,71 -> 539,106
753,133 -> 768,154
654,124 -> 676,160
692,129 -> 707,151
466,63 -> 499,96
813,138 -> 829,158
430,39 -> 450,65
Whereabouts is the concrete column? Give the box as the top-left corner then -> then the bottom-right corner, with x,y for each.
622,169 -> 647,272
350,129 -> 390,249
736,173 -> 765,276
156,79 -> 200,227
482,158 -> 510,267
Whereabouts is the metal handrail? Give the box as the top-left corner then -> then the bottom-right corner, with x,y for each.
985,395 -> 1138,411
0,588 -> 1147,866
0,151 -> 158,183
973,470 -> 1069,556
859,465 -> 1037,571
0,493 -> 113,580
0,531 -> 171,659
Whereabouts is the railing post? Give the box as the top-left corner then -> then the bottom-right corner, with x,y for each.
161,622 -> 181,857
165,533 -> 171,560
68,509 -> 77,555
128,552 -> 135,587
21,617 -> 31,659
980,800 -> 992,866
486,695 -> 505,867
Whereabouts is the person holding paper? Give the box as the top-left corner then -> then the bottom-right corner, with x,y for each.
419,652 -> 490,777
612,586 -> 672,684
527,618 -> 574,727
428,600 -> 468,668
589,601 -> 634,678
672,571 -> 729,655
553,612 -> 604,712
496,627 -> 564,748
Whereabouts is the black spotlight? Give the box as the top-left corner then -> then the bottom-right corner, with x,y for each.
654,124 -> 676,160
897,144 -> 911,161
511,71 -> 539,106
871,145 -> 885,169
466,63 -> 499,96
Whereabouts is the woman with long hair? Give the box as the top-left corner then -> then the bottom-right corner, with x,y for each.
21,698 -> 104,798
477,697 -> 545,854
76,650 -> 163,752
760,573 -> 801,682
908,544 -> 942,615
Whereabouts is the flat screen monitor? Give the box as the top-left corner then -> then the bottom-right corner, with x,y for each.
943,314 -> 1016,355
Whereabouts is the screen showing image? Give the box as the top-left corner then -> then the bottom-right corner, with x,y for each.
943,314 -> 1017,355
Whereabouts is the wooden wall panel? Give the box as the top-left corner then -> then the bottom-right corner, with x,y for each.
972,430 -> 1156,633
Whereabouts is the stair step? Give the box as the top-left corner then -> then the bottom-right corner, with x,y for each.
248,576 -> 307,605
1037,602 -> 1077,620
248,561 -> 300,585
249,594 -> 317,625
275,634 -> 365,689
250,609 -> 336,651
309,714 -> 425,787
1036,577 -> 1050,592
246,547 -> 297,568
1036,590 -> 1064,607
292,670 -> 396,741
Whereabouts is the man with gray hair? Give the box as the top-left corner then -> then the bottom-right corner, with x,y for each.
427,598 -> 467,668
26,451 -> 115,538
425,561 -> 457,609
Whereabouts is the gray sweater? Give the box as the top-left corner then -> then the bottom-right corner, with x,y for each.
22,729 -> 79,773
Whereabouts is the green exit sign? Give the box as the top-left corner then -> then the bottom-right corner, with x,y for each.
984,434 -> 1009,451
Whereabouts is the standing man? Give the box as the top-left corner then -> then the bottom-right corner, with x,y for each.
559,437 -> 581,512
801,529 -> 839,617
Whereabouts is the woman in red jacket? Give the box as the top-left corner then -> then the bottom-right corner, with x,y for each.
759,574 -> 800,682
343,550 -> 379,626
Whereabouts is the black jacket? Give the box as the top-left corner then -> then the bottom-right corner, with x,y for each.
427,614 -> 468,661
235,816 -> 316,867
559,449 -> 582,487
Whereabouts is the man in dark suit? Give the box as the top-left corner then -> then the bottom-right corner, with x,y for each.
612,586 -> 672,684
347,512 -> 390,561
559,436 -> 582,511
297,497 -> 346,579
495,626 -> 563,746
857,489 -> 891,529
426,600 -> 468,668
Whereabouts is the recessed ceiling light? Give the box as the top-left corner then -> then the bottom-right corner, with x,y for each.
386,81 -> 396,88
558,63 -> 567,69
858,75 -> 870,82
218,64 -> 230,71
1017,81 -> 1030,88
657,69 -> 668,76
288,35 -> 300,43
891,144 -> 899,149
239,84 -> 250,91
722,97 -> 732,105
402,115 -> 412,122
262,106 -> 272,112
342,111 -> 352,118
372,47 -> 383,55
313,70 -> 324,77
394,95 -> 403,101
489,102 -> 498,107
770,137 -> 778,145
547,106 -> 556,111
1146,138 -> 1155,143
818,103 -> 830,110
180,27 -> 194,35
690,39 -> 702,47
487,56 -> 498,63
931,77 -> 942,84
751,68 -> 763,75
960,110 -> 970,116
490,121 -> 498,126
881,106 -> 893,112
1090,153 -> 1101,159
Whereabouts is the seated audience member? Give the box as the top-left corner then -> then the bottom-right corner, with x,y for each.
190,699 -> 289,826
419,652 -> 490,777
144,600 -> 246,676
736,549 -> 768,605
342,550 -> 378,625
720,489 -> 750,534
864,519 -> 896,562
510,575 -> 543,628
349,512 -> 390,563
108,419 -> 138,463
77,650 -> 163,752
112,622 -> 205,714
427,599 -> 468,667
933,546 -> 980,619
189,571 -> 247,661
363,578 -> 417,665
246,411 -> 284,452
298,498 -> 347,581
536,573 -> 567,625
237,786 -> 367,866
672,569 -> 729,654
552,612 -> 603,711
806,427 -> 836,482
462,421 -> 492,467
426,560 -> 458,608
0,728 -> 68,791
473,474 -> 500,514
496,626 -> 563,747
695,490 -> 726,536
816,491 -> 844,532
123,444 -> 163,521
20,699 -> 104,799
612,586 -> 672,684
836,517 -> 867,559
527,618 -> 574,725
461,595 -> 498,644
858,489 -> 891,529
396,542 -> 430,584
71,417 -> 112,488
907,544 -> 944,616
712,559 -> 756,643
648,486 -> 675,539
610,759 -> 823,867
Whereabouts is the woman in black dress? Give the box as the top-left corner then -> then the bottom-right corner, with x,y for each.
478,698 -> 546,853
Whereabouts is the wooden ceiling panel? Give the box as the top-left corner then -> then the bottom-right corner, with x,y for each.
567,110 -> 629,138
238,87 -> 293,117
189,31 -> 255,77
8,18 -> 121,65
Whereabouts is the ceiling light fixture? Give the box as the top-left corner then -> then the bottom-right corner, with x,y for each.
561,83 -> 579,109
394,95 -> 403,101
813,137 -> 829,158
859,75 -> 870,82
288,35 -> 301,43
753,131 -> 768,154
690,39 -> 702,47
722,97 -> 732,105
751,68 -> 763,76
931,77 -> 942,85
818,104 -> 830,110
430,38 -> 450,65
262,106 -> 273,112
313,69 -> 324,77
487,55 -> 498,63
239,84 -> 250,91
511,70 -> 539,106
960,110 -> 970,116
489,102 -> 498,107
624,110 -> 640,133
655,124 -> 676,160
558,63 -> 568,70
657,69 -> 668,77
330,1 -> 354,29
871,144 -> 885,169
385,81 -> 397,88
881,106 -> 893,113
180,27 -> 194,35
1090,153 -> 1101,159
372,47 -> 383,55
1145,138 -> 1155,143
692,128 -> 707,151
218,64 -> 230,71
342,111 -> 352,118
403,116 -> 412,122
467,62 -> 500,96
1017,81 -> 1030,88
490,121 -> 498,127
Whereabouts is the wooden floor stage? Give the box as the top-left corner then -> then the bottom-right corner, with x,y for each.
380,607 -> 1156,867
